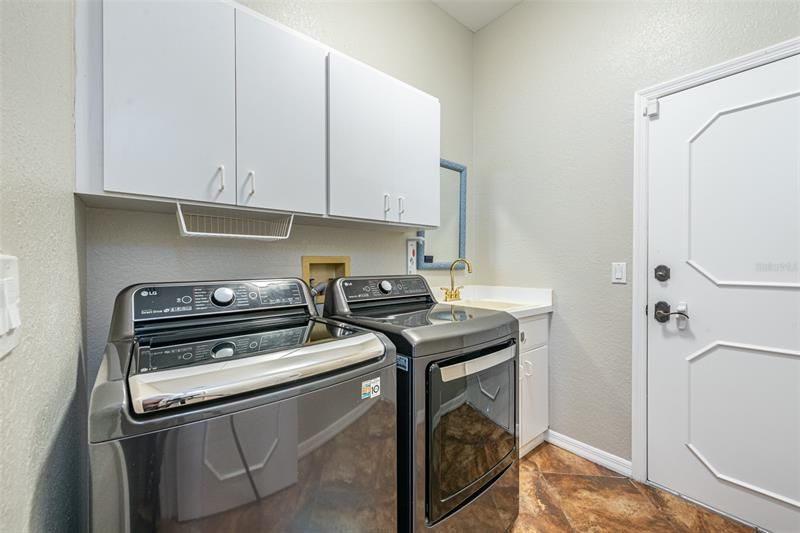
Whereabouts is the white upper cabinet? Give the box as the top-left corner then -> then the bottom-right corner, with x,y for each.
235,10 -> 327,214
97,1 -> 439,227
328,52 -> 440,226
103,1 -> 236,204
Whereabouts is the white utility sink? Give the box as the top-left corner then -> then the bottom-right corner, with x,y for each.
440,285 -> 553,319
456,299 -> 529,311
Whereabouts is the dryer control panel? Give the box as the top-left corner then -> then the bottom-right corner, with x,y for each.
340,276 -> 430,302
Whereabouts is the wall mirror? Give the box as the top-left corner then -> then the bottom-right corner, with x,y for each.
417,159 -> 466,270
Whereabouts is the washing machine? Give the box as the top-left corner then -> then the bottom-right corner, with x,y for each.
89,278 -> 397,532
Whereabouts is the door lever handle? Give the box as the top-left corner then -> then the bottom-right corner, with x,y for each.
654,301 -> 690,323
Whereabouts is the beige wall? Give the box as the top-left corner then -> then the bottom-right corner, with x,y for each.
472,0 -> 800,459
7,2 -> 799,530
84,1 -> 474,375
0,1 -> 85,532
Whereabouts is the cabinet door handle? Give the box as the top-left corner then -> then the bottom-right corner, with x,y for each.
217,165 -> 225,191
247,171 -> 256,196
384,193 -> 392,214
398,196 -> 406,215
524,360 -> 533,377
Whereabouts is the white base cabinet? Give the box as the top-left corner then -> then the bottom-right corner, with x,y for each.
518,315 -> 550,457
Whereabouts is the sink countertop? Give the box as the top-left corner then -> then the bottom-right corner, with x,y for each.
438,285 -> 553,319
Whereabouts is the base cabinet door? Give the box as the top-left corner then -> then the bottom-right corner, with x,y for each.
328,52 -> 440,225
519,344 -> 548,451
103,1 -> 236,204
235,10 -> 327,214
519,354 -> 535,446
528,345 -> 549,438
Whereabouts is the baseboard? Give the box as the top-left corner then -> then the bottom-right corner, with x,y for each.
519,432 -> 547,458
546,430 -> 632,477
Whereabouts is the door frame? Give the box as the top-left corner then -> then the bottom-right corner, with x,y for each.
630,36 -> 800,483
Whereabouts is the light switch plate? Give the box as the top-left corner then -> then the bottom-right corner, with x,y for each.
406,240 -> 418,275
612,262 -> 627,284
0,254 -> 21,359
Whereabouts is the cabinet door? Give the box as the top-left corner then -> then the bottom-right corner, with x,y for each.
235,10 -> 327,214
328,52 -> 440,224
395,97 -> 440,227
520,345 -> 549,447
103,1 -> 236,204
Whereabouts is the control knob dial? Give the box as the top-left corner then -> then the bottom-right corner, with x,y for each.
211,341 -> 236,359
211,287 -> 236,307
378,280 -> 393,294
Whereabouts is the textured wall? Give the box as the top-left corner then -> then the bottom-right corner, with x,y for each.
472,0 -> 800,459
84,1 -> 474,376
0,1 -> 85,532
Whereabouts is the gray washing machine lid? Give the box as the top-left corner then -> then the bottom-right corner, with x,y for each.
128,317 -> 386,414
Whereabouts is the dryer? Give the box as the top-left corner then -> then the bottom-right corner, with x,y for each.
324,275 -> 519,532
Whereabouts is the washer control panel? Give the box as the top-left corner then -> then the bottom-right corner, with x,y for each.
133,279 -> 307,321
137,324 -> 311,372
341,276 -> 430,302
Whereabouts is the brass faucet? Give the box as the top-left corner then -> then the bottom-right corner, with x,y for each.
441,258 -> 472,302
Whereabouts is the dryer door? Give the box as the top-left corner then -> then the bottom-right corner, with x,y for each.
427,341 -> 517,524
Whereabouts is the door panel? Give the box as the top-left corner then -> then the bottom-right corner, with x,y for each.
647,53 -> 800,531
103,1 -> 236,204
688,93 -> 800,286
235,10 -> 327,214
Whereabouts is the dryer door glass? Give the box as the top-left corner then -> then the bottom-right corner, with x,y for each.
426,342 -> 516,524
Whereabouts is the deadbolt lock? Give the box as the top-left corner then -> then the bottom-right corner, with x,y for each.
654,264 -> 670,282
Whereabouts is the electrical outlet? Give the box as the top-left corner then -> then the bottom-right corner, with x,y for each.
406,240 -> 418,275
611,262 -> 627,284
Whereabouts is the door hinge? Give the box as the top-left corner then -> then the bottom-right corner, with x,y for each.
644,98 -> 659,118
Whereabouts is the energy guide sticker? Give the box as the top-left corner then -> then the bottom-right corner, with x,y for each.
361,377 -> 381,399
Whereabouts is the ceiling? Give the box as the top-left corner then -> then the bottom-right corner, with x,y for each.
432,1 -> 522,32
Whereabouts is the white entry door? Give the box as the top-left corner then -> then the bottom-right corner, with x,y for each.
647,52 -> 800,532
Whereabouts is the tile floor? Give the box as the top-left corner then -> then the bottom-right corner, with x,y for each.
513,443 -> 753,533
